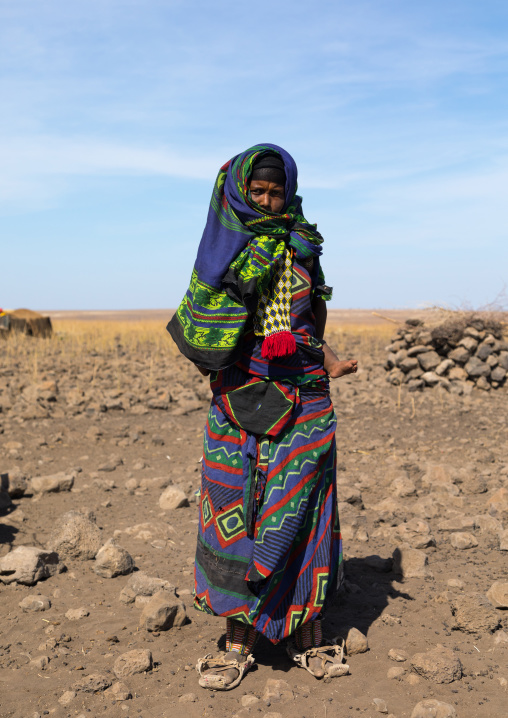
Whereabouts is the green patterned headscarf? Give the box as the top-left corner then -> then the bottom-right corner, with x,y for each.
167,143 -> 330,370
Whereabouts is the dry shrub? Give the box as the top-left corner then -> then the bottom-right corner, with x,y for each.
422,289 -> 508,341
425,310 -> 506,353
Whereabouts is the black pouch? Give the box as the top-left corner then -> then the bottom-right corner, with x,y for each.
219,378 -> 298,437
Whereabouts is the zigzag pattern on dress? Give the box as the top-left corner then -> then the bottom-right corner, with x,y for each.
193,250 -> 341,643
194,385 -> 342,643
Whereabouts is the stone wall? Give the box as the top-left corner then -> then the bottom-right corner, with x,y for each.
384,316 -> 508,393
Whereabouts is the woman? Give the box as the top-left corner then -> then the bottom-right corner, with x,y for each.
167,143 -> 357,689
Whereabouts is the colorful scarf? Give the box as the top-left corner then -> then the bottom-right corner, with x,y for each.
167,143 -> 329,371
253,247 -> 295,358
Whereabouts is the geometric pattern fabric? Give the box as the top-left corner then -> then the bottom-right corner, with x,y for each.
193,254 -> 342,643
254,248 -> 293,337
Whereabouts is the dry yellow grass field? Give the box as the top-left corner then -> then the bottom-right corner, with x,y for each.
2,309 -> 406,376
49,308 -> 425,345
4,308 -> 505,380
1,307 -> 465,381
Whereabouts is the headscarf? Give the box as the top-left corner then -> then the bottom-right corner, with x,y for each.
167,143 -> 329,371
250,152 -> 286,185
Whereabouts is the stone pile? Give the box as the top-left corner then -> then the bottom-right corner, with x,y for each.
384,315 -> 508,392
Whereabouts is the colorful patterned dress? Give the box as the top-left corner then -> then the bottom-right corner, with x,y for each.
194,256 -> 342,643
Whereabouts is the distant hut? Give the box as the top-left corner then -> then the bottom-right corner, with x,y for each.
0,309 -> 8,337
0,309 -> 53,338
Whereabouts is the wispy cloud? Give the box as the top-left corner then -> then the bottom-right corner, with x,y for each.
0,136 -> 225,210
1,137 -> 222,180
1,0 -> 507,308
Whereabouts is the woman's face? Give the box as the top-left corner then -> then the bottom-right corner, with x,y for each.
249,180 -> 285,214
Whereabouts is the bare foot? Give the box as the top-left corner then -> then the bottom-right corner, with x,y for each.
303,647 -> 348,679
327,358 -> 358,379
200,651 -> 248,689
307,653 -> 325,678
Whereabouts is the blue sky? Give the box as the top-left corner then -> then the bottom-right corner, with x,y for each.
1,0 -> 507,310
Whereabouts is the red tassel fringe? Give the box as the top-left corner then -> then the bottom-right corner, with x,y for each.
261,331 -> 297,359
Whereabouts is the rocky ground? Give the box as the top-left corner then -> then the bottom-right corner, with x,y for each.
0,318 -> 507,718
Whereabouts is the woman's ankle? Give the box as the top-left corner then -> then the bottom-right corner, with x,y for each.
226,618 -> 258,655
294,619 -> 322,651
